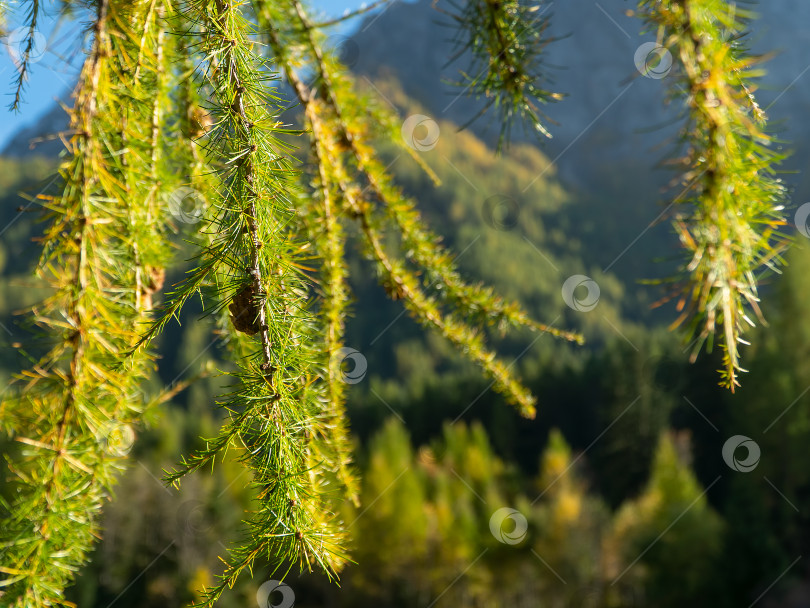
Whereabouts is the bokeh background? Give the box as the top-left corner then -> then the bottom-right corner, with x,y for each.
2,1 -> 810,606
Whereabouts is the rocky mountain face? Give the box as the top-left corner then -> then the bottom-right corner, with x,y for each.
3,101 -> 69,159
349,0 -> 810,194
8,0 -> 810,184
5,0 -> 808,278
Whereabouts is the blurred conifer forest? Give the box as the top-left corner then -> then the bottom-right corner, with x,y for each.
2,1 -> 810,607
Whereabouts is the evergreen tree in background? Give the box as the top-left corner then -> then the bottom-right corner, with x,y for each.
609,432 -> 724,607
0,0 -> 791,606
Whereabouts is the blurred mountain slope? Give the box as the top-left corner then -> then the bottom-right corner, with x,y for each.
349,0 -> 810,189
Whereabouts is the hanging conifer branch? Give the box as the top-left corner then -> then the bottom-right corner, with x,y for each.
320,107 -> 541,415
0,1 -> 10,30
0,1 -> 171,605
637,0 -> 789,390
254,25 -> 360,505
438,0 -> 562,149
259,0 -> 579,419
135,2 -> 350,604
8,0 -> 41,110
3,1 -> 794,605
306,108 -> 360,504
281,0 -> 577,346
